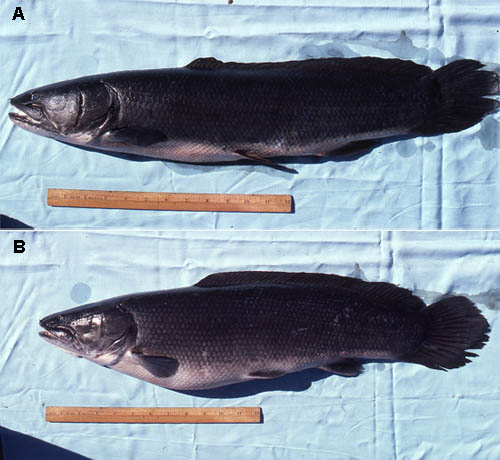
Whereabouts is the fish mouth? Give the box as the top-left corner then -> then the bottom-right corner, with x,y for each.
39,320 -> 75,344
8,111 -> 43,128
38,329 -> 58,342
38,328 -> 85,359
9,99 -> 57,134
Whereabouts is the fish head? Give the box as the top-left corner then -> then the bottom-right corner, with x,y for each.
39,302 -> 135,364
9,77 -> 118,144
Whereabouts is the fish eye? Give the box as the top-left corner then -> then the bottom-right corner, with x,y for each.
31,92 -> 39,102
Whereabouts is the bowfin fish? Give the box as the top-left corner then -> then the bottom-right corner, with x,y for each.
39,271 -> 490,390
11,57 -> 499,170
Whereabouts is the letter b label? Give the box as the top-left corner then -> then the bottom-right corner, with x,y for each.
14,240 -> 25,253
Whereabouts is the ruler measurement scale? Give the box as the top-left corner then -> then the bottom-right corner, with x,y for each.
46,406 -> 262,424
47,188 -> 292,213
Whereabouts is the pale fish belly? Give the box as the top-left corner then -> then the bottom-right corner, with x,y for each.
91,128 -> 403,164
108,349 -> 377,390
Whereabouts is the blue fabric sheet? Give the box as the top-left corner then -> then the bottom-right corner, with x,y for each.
0,1 -> 499,229
0,230 -> 498,459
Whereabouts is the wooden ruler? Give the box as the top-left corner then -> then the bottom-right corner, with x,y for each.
47,188 -> 292,213
45,406 -> 262,424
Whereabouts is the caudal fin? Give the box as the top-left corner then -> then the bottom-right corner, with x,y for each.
416,59 -> 499,135
404,296 -> 490,371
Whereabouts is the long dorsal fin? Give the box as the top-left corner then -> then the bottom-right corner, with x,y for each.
195,271 -> 426,312
185,56 -> 431,78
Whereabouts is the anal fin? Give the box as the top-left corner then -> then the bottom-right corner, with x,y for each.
320,359 -> 364,377
248,369 -> 287,379
327,139 -> 381,156
233,150 -> 297,174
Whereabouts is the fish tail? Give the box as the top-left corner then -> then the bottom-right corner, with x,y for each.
404,296 -> 490,371
416,59 -> 499,135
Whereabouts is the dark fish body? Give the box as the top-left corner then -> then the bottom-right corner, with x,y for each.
39,271 -> 490,390
10,57 -> 499,170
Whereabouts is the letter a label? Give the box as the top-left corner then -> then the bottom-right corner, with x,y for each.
12,7 -> 25,20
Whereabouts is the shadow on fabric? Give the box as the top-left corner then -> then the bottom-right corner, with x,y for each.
0,426 -> 90,460
0,215 -> 33,229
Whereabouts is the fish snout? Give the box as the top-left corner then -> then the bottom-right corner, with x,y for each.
11,92 -> 44,119
39,313 -> 67,335
10,91 -> 31,109
39,313 -> 59,329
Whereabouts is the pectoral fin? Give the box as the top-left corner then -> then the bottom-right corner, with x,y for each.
233,150 -> 298,174
100,127 -> 168,147
320,360 -> 364,377
131,351 -> 179,378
